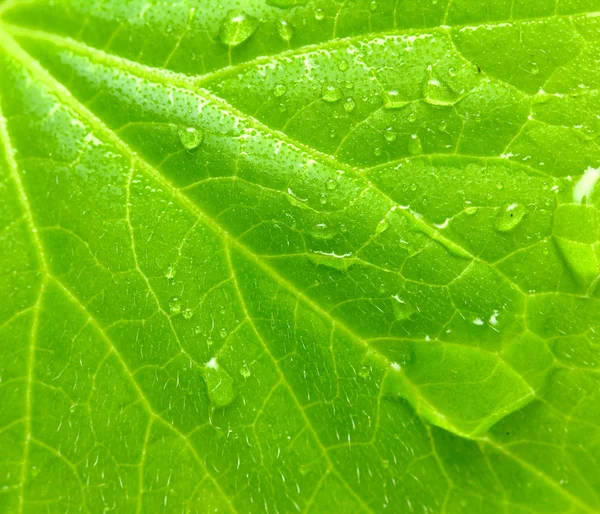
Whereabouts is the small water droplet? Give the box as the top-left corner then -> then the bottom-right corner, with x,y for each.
343,98 -> 356,112
410,183 -> 417,191
376,219 -> 389,235
204,358 -> 236,408
384,127 -> 397,142
369,1 -> 378,11
178,126 -> 204,150
493,203 -> 528,232
219,327 -> 228,339
338,59 -> 349,72
239,364 -> 251,378
326,178 -> 339,191
384,90 -> 409,109
310,223 -> 336,240
465,206 -> 478,216
392,296 -> 414,321
277,19 -> 293,41
194,326 -> 202,335
374,147 -> 382,156
277,103 -> 287,113
220,10 -> 259,47
322,85 -> 342,103
182,309 -> 194,320
408,135 -> 423,156
273,84 -> 287,97
169,297 -> 182,315
314,8 -> 325,20
358,366 -> 371,379
496,181 -> 504,190
165,265 -> 176,279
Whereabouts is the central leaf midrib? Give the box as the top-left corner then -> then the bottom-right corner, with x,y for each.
0,27 -> 594,513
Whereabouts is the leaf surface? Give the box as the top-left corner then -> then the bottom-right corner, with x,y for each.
0,0 -> 600,512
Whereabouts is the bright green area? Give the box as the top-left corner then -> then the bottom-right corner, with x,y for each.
0,0 -> 599,512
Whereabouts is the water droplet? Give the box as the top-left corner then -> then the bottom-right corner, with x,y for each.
410,183 -> 417,191
465,206 -> 478,216
219,327 -> 228,339
314,8 -> 325,20
277,103 -> 287,113
169,298 -> 182,315
343,98 -> 356,112
310,223 -> 336,240
384,90 -> 409,110
165,265 -> 176,279
408,135 -> 423,156
369,1 -> 378,11
277,20 -> 293,41
374,147 -> 382,156
358,366 -> 371,379
273,84 -> 287,97
381,459 -> 390,469
182,309 -> 194,320
392,296 -> 414,321
220,10 -> 259,47
204,358 -> 236,408
423,78 -> 456,106
338,59 -> 349,72
326,178 -> 339,191
178,126 -> 204,150
194,326 -> 202,335
496,181 -> 504,190
376,219 -> 389,235
322,85 -> 342,103
384,127 -> 397,142
493,203 -> 528,232
239,364 -> 251,378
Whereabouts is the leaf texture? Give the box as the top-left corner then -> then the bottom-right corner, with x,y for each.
0,0 -> 600,512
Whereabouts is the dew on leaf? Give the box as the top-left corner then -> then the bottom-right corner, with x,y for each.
273,84 -> 287,97
408,135 -> 423,156
178,126 -> 204,150
182,308 -> 194,320
494,203 -> 528,232
165,265 -> 176,279
239,364 -> 251,378
465,206 -> 478,216
326,178 -> 339,191
277,20 -> 294,41
219,327 -> 228,339
204,358 -> 236,408
423,78 -> 456,106
322,85 -> 343,103
376,219 -> 390,235
384,127 -> 397,142
169,297 -> 182,315
344,98 -> 356,112
219,10 -> 259,47
338,59 -> 349,72
369,1 -> 378,11
314,8 -> 325,20
384,90 -> 410,109
392,295 -> 414,321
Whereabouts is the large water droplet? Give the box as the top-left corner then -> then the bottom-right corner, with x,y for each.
204,358 -> 236,408
178,127 -> 204,150
493,203 -> 528,232
220,10 -> 259,47
277,20 -> 293,41
322,85 -> 343,103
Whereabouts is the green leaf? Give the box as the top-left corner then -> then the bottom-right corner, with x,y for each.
1,0 -> 599,512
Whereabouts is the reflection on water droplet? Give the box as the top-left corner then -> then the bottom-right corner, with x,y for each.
220,10 -> 259,47
326,178 -> 339,191
374,147 -> 382,156
338,59 -> 349,72
376,219 -> 389,235
204,358 -> 236,408
408,135 -> 423,156
315,8 -> 325,20
369,0 -> 378,11
322,85 -> 342,103
219,327 -> 228,339
384,127 -> 397,142
178,126 -> 204,150
343,98 -> 356,112
493,203 -> 528,232
573,167 -> 600,204
273,84 -> 287,97
277,20 -> 293,41
169,298 -> 182,315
